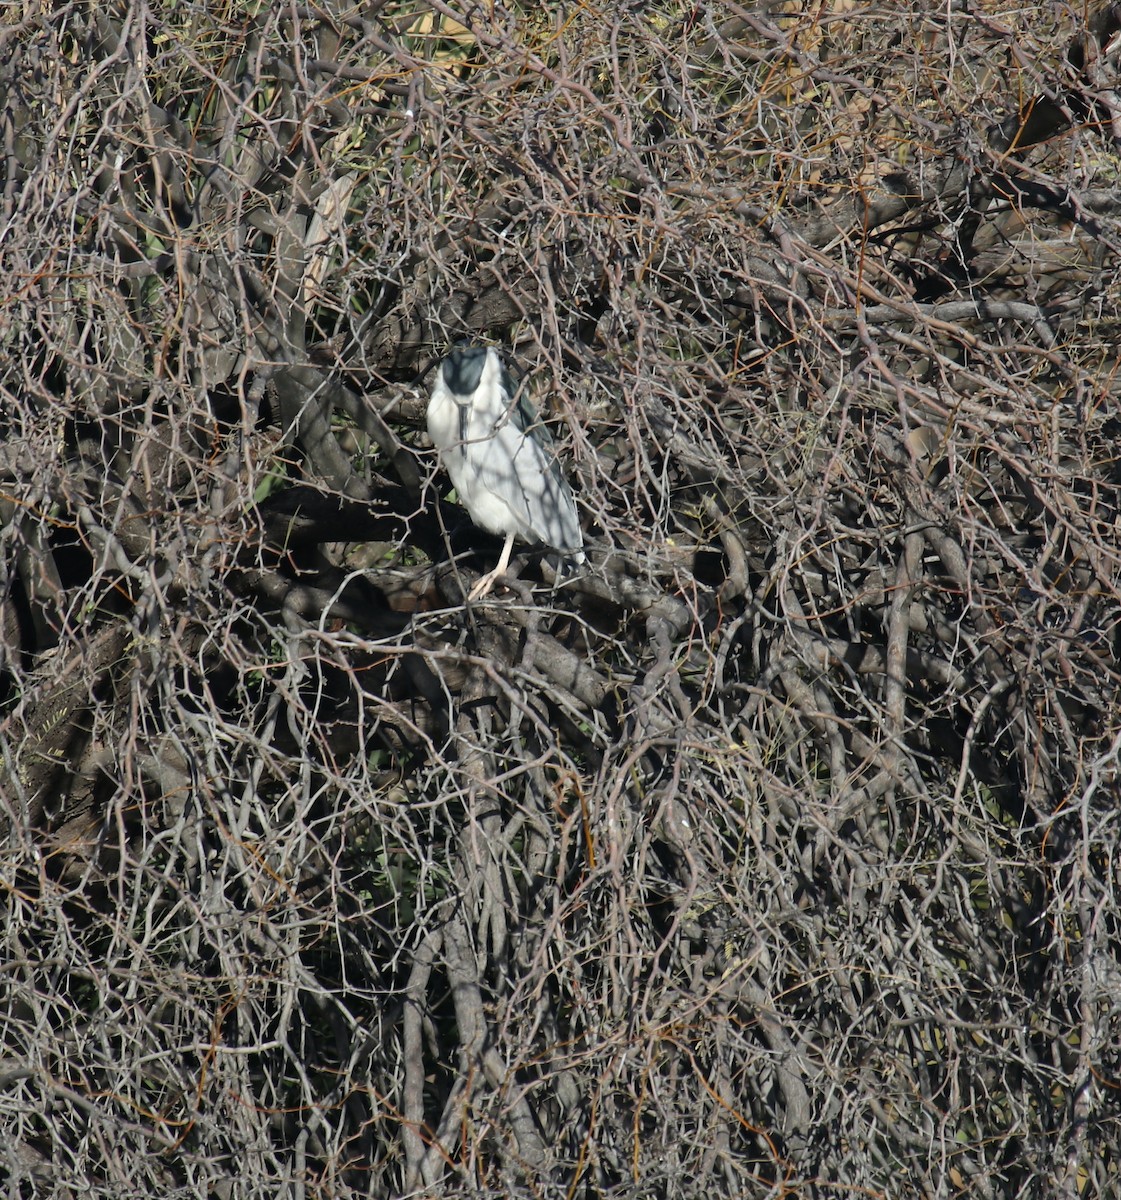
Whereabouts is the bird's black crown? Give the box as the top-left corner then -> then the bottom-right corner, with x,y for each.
441,345 -> 489,397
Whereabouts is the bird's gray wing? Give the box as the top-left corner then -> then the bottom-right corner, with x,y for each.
472,420 -> 582,553
500,362 -> 558,452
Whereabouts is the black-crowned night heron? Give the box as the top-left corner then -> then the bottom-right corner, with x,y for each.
427,345 -> 584,599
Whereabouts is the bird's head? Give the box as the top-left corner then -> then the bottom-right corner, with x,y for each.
438,345 -> 490,399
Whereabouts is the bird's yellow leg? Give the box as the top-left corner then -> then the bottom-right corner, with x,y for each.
467,531 -> 517,600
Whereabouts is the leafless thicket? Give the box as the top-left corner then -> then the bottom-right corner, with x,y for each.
2,3 -> 1120,1197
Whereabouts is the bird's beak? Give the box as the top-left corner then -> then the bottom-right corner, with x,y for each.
457,400 -> 469,456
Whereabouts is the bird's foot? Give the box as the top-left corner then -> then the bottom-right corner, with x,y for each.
467,570 -> 502,601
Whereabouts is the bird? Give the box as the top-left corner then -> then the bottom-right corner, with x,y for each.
427,345 -> 584,599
